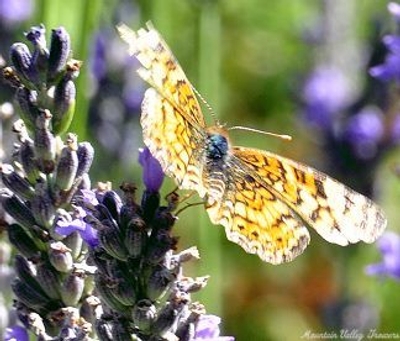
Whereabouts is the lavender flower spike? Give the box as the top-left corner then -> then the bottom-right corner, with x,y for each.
193,314 -> 234,341
365,231 -> 400,280
139,147 -> 164,192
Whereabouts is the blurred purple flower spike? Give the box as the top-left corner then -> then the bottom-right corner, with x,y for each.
302,66 -> 350,129
4,325 -> 29,341
0,0 -> 33,25
344,107 -> 384,160
365,231 -> 400,280
193,314 -> 234,341
90,32 -> 107,81
139,147 -> 164,192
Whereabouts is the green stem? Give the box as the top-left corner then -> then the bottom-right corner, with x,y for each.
197,1 -> 223,317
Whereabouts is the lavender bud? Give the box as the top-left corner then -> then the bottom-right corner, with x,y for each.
36,262 -> 61,300
152,303 -> 178,335
176,322 -> 196,341
49,241 -> 73,272
12,279 -> 51,310
14,255 -> 39,289
7,224 -> 43,258
1,193 -> 37,229
59,325 -> 77,340
176,306 -> 204,341
101,191 -> 122,222
132,299 -> 156,332
15,87 -> 39,132
146,229 -> 177,264
47,27 -> 71,82
119,183 -> 141,229
125,216 -> 147,258
94,319 -> 113,341
80,295 -> 102,324
61,270 -> 85,306
31,181 -> 55,229
54,134 -> 78,191
26,25 -> 49,80
114,281 -> 137,307
141,190 -> 160,223
95,275 -> 129,313
34,110 -> 56,173
53,77 -> 76,135
10,43 -> 38,84
98,223 -> 129,261
19,141 -> 40,183
111,321 -> 132,341
76,142 -> 94,178
63,231 -> 84,260
78,173 -> 92,190
147,265 -> 175,301
1,164 -> 35,201
152,208 -> 176,232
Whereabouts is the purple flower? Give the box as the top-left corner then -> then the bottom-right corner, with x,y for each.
365,231 -> 400,280
4,325 -> 29,341
370,35 -> 400,82
193,315 -> 234,341
0,0 -> 33,25
343,107 -> 384,160
80,188 -> 100,206
302,66 -> 350,129
55,206 -> 99,248
139,147 -> 164,192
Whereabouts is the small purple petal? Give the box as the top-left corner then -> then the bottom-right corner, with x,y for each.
80,189 -> 99,206
139,147 -> 164,192
193,315 -> 234,341
370,36 -> 400,82
383,35 -> 400,54
4,325 -> 29,341
55,211 -> 99,248
365,231 -> 400,280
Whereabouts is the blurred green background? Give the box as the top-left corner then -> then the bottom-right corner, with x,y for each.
1,0 -> 400,339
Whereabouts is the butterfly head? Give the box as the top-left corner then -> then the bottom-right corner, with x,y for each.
205,126 -> 231,161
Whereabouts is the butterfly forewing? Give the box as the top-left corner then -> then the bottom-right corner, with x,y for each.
141,88 -> 206,192
117,24 -> 205,128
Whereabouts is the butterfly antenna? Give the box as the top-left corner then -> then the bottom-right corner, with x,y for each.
191,85 -> 219,123
228,125 -> 292,141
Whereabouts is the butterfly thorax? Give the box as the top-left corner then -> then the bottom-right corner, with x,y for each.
205,126 -> 230,161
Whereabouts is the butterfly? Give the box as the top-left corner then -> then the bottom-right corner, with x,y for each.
117,23 -> 387,264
